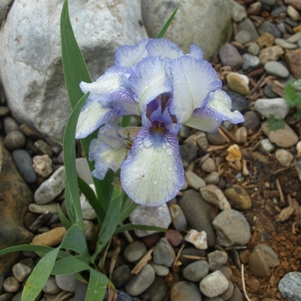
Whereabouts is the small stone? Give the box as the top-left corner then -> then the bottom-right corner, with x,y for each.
182,260 -> 209,282
28,203 -> 58,215
242,53 -> 260,71
263,84 -> 279,98
149,262 -> 169,276
206,132 -> 226,145
185,171 -> 206,190
219,280 -> 234,300
259,138 -> 276,154
258,21 -> 281,38
43,276 -> 61,294
227,90 -> 248,113
3,116 -> 19,135
124,241 -> 147,263
32,140 -> 53,157
219,266 -> 233,279
271,4 -> 287,16
144,276 -> 167,301
278,272 -> 301,301
275,149 -> 294,167
185,229 -> 208,250
130,203 -> 171,237
34,166 -> 65,204
200,270 -> 229,298
179,247 -> 206,266
12,149 -> 37,184
33,154 -> 53,178
180,142 -> 197,167
4,130 -> 26,150
275,38 -> 297,49
125,264 -> 155,296
237,18 -> 259,41
12,263 -> 32,282
196,131 -> 209,151
200,185 -> 231,210
243,111 -> 261,131
2,277 -> 20,293
284,48 -> 301,78
227,73 -> 249,95
246,277 -> 260,292
229,0 -> 247,22
219,43 -> 243,69
153,238 -> 176,267
234,127 -> 247,144
0,106 -> 10,117
55,274 -> 78,293
165,230 -> 183,247
287,32 -> 301,43
204,171 -> 219,185
170,281 -> 202,301
235,30 -> 251,44
212,209 -> 251,247
208,250 -> 228,271
32,227 -> 66,246
262,121 -> 298,148
248,42 -> 260,55
169,204 -> 187,232
228,286 -> 244,301
287,5 -> 300,21
259,46 -> 284,65
254,244 -> 280,267
201,157 -> 216,173
248,248 -> 271,277
226,144 -> 242,162
224,184 -> 252,210
111,265 -> 131,288
256,32 -> 275,48
19,124 -> 44,140
247,2 -> 262,15
264,62 -> 289,78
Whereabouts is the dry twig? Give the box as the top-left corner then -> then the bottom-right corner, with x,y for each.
131,247 -> 155,275
241,264 -> 252,301
275,178 -> 285,204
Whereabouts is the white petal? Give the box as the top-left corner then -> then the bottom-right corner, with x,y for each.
146,38 -> 184,59
121,128 -> 184,206
185,112 -> 220,132
170,56 -> 221,124
188,44 -> 204,60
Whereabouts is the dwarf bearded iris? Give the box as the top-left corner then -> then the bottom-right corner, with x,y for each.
75,38 -> 244,206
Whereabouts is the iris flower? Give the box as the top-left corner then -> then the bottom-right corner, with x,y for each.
75,38 -> 244,206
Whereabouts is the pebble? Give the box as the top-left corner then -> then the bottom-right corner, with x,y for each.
28,203 -> 58,214
254,98 -> 290,119
125,264 -> 155,296
129,203 -> 171,237
219,280 -> 235,300
55,274 -> 78,293
165,230 -> 183,247
32,140 -> 53,157
3,130 -> 26,150
235,30 -> 251,44
170,281 -> 202,301
179,247 -> 206,266
259,138 -> 276,154
275,38 -> 297,49
178,190 -> 217,247
43,276 -> 61,294
287,32 -> 301,43
238,18 -> 259,41
258,21 -> 282,38
227,90 -> 248,113
0,106 -> 10,116
234,126 -> 248,144
153,238 -> 176,267
208,250 -> 228,271
144,276 -> 167,301
182,260 -> 209,282
284,48 -> 301,78
248,42 -> 260,55
263,84 -> 279,98
200,158 -> 216,173
12,263 -> 32,282
149,262 -> 169,276
34,166 -> 65,204
287,5 -> 300,21
19,123 -> 44,140
219,43 -> 243,70
259,46 -> 284,65
243,111 -> 261,131
12,149 -> 37,183
255,244 -> 280,267
223,184 -> 252,210
80,184 -> 97,220
180,142 -> 197,167
242,53 -> 260,71
200,185 -> 231,210
169,204 -> 187,232
203,171 -> 219,185
2,277 -> 20,293
271,4 -> 287,15
185,229 -> 208,250
124,241 -> 147,263
3,116 -> 19,135
196,131 -> 209,151
248,248 -> 272,277
277,22 -> 287,35
261,121 -> 298,148
112,265 -> 131,288
278,272 -> 301,301
275,148 -> 294,167
200,270 -> 229,298
219,266 -> 232,279
256,32 -> 275,49
185,170 -> 206,190
228,286 -> 244,301
259,0 -> 276,5
229,0 -> 247,22
33,154 -> 53,178
264,61 -> 289,78
73,282 -> 88,301
31,226 -> 66,246
227,73 -> 250,95
212,209 -> 251,247
206,131 -> 227,145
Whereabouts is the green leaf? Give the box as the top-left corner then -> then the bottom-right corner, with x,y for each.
51,256 -> 90,275
118,199 -> 137,224
22,247 -> 60,301
283,83 -> 301,107
114,223 -> 166,235
156,1 -> 181,38
267,114 -> 286,131
121,116 -> 132,127
85,269 -> 109,301
57,204 -> 72,230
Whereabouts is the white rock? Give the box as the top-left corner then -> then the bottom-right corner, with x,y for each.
80,184 -> 97,220
200,185 -> 231,210
185,171 -> 206,190
185,229 -> 208,250
0,0 -> 147,144
34,166 -> 65,204
33,154 -> 53,177
275,149 -> 293,167
254,98 -> 290,119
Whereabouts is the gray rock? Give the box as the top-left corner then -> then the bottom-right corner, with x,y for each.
235,30 -> 251,44
259,138 -> 276,154
2,277 -> 20,293
141,0 -> 232,60
212,209 -> 251,247
254,244 -> 280,267
55,274 -> 78,293
144,276 -> 167,301
182,260 -> 209,282
3,130 -> 26,150
3,116 -> 19,135
229,0 -> 247,22
208,250 -> 228,271
125,264 -> 155,296
276,22 -> 287,35
73,281 -> 88,301
278,272 -> 301,301
153,238 -> 176,267
263,84 -> 279,98
249,248 -> 272,277
242,111 -> 261,131
203,171 -> 219,185
178,190 -> 217,247
227,90 -> 248,113
112,265 -> 131,288
258,21 -> 282,38
34,166 -> 65,204
43,276 -> 61,294
170,281 -> 202,301
169,204 -> 187,232
12,149 -> 37,184
185,170 -> 206,190
275,149 -> 294,167
242,53 -> 260,71
206,132 -> 227,145
0,0 -> 147,144
275,38 -> 297,49
200,271 -> 229,298
219,280 -> 234,300
248,42 -> 260,55
19,123 -> 44,141
12,263 -> 32,282
124,241 -> 147,263
237,18 -> 259,41
149,262 -> 169,276
271,5 -> 287,15
254,98 -> 290,119
32,140 -> 53,157
129,203 -> 171,237
180,142 -> 197,167
259,0 -> 276,6
264,61 -> 289,78
219,43 -> 243,69
287,32 -> 301,43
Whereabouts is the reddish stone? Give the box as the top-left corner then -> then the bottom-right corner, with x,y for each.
165,230 -> 183,247
284,49 -> 301,78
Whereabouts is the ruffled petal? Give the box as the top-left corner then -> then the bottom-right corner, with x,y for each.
146,38 -> 184,59
128,56 -> 172,115
169,56 -> 222,124
115,38 -> 149,68
206,90 -> 245,124
188,44 -> 204,60
121,127 -> 184,206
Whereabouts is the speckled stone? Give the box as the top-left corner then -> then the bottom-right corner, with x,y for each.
200,270 -> 229,298
170,281 -> 202,301
219,43 -> 243,69
278,272 -> 301,301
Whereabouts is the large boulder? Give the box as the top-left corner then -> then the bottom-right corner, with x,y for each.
0,0 -> 147,144
141,0 -> 233,60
